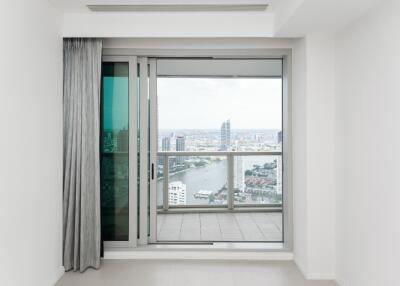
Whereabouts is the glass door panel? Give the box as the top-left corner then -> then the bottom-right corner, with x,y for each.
101,62 -> 130,241
154,59 -> 284,243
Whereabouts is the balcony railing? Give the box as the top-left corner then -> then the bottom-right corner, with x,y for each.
157,151 -> 283,212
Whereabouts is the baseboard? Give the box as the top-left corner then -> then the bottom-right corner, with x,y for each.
335,277 -> 344,286
294,260 -> 336,282
306,274 -> 336,280
51,266 -> 65,286
104,250 -> 293,260
302,269 -> 335,280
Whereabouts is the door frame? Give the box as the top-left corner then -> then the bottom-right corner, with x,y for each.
148,56 -> 291,246
149,58 -> 158,243
102,48 -> 293,252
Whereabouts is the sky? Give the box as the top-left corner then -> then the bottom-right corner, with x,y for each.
158,77 -> 282,130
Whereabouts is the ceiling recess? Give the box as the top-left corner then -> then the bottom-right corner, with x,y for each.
87,4 -> 268,12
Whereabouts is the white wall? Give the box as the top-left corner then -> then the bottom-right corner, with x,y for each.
335,1 -> 400,285
305,34 -> 335,280
292,36 -> 309,275
62,11 -> 274,38
292,34 -> 335,280
0,1 -> 63,285
102,37 -> 294,50
77,30 -> 338,283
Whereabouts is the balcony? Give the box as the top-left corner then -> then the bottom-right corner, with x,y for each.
156,151 -> 283,242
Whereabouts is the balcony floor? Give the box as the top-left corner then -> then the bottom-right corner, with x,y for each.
157,212 -> 282,242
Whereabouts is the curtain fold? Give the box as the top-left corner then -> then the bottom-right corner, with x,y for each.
63,38 -> 102,272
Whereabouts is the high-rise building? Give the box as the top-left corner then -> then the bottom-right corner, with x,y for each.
168,181 -> 187,205
158,136 -> 171,166
162,137 -> 170,151
235,156 -> 244,191
117,129 -> 129,152
176,136 -> 185,151
220,119 -> 231,151
255,133 -> 264,143
277,130 -> 283,144
176,136 -> 185,165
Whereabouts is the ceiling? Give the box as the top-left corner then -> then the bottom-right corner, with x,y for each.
50,0 -> 382,37
275,0 -> 383,36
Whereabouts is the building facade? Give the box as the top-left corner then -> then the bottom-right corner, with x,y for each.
176,136 -> 185,166
168,181 -> 187,205
220,119 -> 231,151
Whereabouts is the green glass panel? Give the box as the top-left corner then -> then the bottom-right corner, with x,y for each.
101,62 -> 129,241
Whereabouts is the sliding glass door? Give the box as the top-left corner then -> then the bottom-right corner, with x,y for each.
101,56 -> 157,247
100,56 -> 288,246
137,57 -> 158,244
101,62 -> 129,241
154,59 -> 284,243
101,57 -> 138,248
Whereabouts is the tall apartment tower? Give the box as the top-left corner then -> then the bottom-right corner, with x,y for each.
220,119 -> 231,151
176,136 -> 185,151
235,156 -> 245,191
168,181 -> 187,206
162,137 -> 171,151
277,130 -> 283,144
158,136 -> 171,166
117,128 -> 129,152
176,136 -> 185,166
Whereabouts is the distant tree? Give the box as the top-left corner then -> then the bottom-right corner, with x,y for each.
194,161 -> 206,167
245,170 -> 253,176
209,194 -> 216,203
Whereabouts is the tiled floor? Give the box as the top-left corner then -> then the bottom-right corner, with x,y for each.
56,260 -> 337,286
157,212 -> 282,242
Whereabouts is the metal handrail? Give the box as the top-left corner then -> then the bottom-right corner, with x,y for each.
158,151 -> 282,156
158,150 -> 282,211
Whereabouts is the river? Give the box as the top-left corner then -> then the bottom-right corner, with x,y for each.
156,156 -> 278,206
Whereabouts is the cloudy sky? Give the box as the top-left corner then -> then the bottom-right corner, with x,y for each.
157,77 -> 282,130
